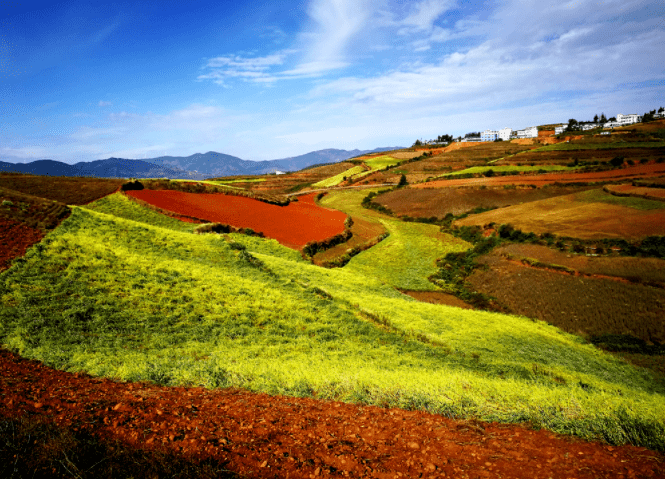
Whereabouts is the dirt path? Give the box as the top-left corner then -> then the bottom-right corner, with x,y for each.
1,349 -> 662,478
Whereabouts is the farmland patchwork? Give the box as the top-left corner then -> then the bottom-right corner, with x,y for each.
1,196 -> 664,450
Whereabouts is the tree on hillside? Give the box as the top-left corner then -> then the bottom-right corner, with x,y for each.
600,113 -> 607,123
594,114 -> 599,123
398,174 -> 408,186
437,134 -> 453,143
566,119 -> 579,131
659,107 -> 664,113
413,139 -> 422,147
465,132 -> 480,138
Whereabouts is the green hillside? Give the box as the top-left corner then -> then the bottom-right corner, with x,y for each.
0,193 -> 664,450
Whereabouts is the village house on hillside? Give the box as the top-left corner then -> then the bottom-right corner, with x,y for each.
604,113 -> 642,128
514,126 -> 538,138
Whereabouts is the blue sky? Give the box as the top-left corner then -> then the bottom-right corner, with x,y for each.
1,0 -> 664,163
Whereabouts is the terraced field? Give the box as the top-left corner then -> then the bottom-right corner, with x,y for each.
1,191 -> 664,453
455,188 -> 665,240
319,189 -> 470,290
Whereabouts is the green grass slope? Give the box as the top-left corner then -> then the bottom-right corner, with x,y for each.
0,196 -> 664,450
320,190 -> 470,290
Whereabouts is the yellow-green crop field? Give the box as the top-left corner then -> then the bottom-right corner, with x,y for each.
364,155 -> 402,170
1,192 -> 664,450
312,166 -> 366,187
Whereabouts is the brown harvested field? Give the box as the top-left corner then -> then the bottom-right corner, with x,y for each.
377,185 -> 596,217
416,162 -> 665,189
0,173 -> 123,204
0,218 -> 45,271
0,186 -> 70,232
454,189 -> 665,240
0,187 -> 71,271
604,184 -> 665,201
494,243 -> 665,285
389,151 -> 427,160
467,254 -> 665,344
497,146 -> 665,166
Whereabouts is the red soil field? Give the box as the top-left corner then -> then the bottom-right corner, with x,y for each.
1,348 -> 663,479
126,190 -> 347,249
415,163 -> 665,189
0,218 -> 44,271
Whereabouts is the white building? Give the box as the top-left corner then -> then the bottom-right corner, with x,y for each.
581,123 -> 600,131
498,128 -> 512,141
616,114 -> 641,126
514,126 -> 538,139
481,130 -> 499,142
554,125 -> 567,135
461,136 -> 483,143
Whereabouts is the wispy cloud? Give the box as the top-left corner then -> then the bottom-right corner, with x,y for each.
399,0 -> 455,33
198,51 -> 292,85
98,100 -> 112,107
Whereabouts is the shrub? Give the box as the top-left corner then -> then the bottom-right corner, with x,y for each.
121,180 -> 144,191
610,156 -> 625,167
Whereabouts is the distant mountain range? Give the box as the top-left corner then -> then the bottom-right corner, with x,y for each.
0,147 -> 404,180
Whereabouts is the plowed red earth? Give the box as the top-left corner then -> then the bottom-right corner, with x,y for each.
0,218 -> 44,271
1,350 -> 663,478
126,191 -> 346,249
416,163 -> 665,189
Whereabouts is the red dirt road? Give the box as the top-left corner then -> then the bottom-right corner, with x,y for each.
127,191 -> 347,249
1,349 -> 663,478
415,163 -> 665,189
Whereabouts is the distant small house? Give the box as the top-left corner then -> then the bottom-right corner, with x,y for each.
581,123 -> 600,131
481,129 -> 499,142
274,170 -> 286,175
514,126 -> 538,138
498,128 -> 512,141
600,131 -> 611,135
616,113 -> 641,126
554,125 -> 567,135
461,137 -> 484,143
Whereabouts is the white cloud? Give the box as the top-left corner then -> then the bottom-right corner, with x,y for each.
307,0 -> 665,113
98,100 -> 112,107
293,0 -> 376,75
400,0 -> 455,32
198,51 -> 291,85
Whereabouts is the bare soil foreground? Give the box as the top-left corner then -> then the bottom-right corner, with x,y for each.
0,218 -> 44,270
415,163 -> 665,189
126,190 -> 347,249
1,349 -> 663,478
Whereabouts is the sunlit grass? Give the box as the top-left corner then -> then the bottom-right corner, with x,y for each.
312,166 -> 366,187
320,190 -> 470,290
364,155 -> 402,170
